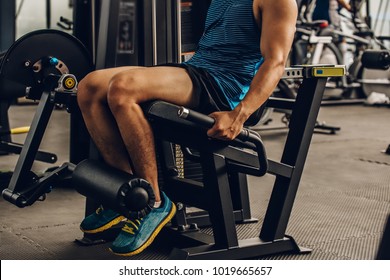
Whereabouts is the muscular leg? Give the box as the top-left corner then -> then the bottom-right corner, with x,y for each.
78,66 -> 197,202
77,67 -> 140,174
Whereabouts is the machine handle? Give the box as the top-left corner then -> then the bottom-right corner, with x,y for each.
178,107 -> 252,141
178,107 -> 268,176
151,0 -> 158,65
176,0 -> 182,63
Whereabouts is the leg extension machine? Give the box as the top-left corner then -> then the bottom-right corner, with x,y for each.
0,32 -> 345,259
142,65 -> 346,259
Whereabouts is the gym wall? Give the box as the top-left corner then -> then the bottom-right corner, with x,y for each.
15,0 -> 73,39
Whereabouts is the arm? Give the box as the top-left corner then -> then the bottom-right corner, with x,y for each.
207,0 -> 297,140
337,0 -> 352,11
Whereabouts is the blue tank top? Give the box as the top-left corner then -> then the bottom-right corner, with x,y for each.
184,0 -> 263,109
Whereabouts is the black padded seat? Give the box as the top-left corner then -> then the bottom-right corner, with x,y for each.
142,100 -> 263,152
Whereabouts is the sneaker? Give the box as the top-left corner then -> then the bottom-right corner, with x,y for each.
109,192 -> 176,256
80,206 -> 125,234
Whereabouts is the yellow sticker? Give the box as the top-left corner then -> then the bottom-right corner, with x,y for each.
312,67 -> 345,77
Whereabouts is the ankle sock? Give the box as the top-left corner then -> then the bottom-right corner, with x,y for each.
153,200 -> 162,208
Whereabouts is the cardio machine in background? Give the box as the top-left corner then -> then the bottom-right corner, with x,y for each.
292,0 -> 390,104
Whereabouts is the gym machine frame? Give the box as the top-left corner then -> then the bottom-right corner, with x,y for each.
2,73 -> 78,206
142,65 -> 346,259
0,33 -> 155,217
1,42 -> 345,258
0,29 -> 93,205
0,26 -> 347,258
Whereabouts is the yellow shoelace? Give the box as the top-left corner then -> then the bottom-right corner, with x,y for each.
122,219 -> 142,235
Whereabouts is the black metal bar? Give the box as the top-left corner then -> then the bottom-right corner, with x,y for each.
228,172 -> 257,222
163,176 -> 207,210
260,77 -> 328,241
266,97 -> 295,110
94,0 -> 110,69
46,0 -> 51,29
73,0 -> 96,57
158,141 -> 179,179
267,160 -> 294,178
0,0 -> 15,52
143,0 -> 153,66
178,209 -> 254,229
170,204 -> 188,229
0,101 -> 11,143
7,91 -> 56,193
201,152 -> 239,248
69,108 -> 90,164
0,141 -> 57,163
155,0 -> 168,65
366,0 -> 371,28
376,214 -> 390,260
4,162 -> 74,207
169,237 -> 307,260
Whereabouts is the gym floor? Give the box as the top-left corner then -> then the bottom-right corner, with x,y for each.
1,100 -> 389,260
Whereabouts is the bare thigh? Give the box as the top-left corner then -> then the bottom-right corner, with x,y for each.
108,66 -> 198,107
79,66 -> 142,101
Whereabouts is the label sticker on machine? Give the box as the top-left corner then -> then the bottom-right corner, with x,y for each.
312,66 -> 346,77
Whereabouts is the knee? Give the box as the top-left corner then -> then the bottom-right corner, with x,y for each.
107,72 -> 145,114
77,70 -> 106,111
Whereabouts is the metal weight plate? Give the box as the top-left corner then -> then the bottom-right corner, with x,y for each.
0,29 -> 93,100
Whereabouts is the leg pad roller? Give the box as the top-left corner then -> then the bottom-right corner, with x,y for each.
72,159 -> 155,219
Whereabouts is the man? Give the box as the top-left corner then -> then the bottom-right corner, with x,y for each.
77,0 -> 297,256
312,0 -> 352,29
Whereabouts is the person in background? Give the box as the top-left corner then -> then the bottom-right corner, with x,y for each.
312,0 -> 352,29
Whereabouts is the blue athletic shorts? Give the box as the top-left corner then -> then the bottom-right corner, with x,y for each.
160,63 -> 231,114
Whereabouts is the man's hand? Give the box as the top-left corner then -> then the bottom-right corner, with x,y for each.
206,110 -> 244,141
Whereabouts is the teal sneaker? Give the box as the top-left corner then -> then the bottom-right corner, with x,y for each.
109,192 -> 176,256
80,206 -> 125,234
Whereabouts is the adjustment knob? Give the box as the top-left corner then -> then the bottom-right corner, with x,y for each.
49,57 -> 59,66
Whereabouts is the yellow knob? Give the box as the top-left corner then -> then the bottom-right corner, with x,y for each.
63,77 -> 76,89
